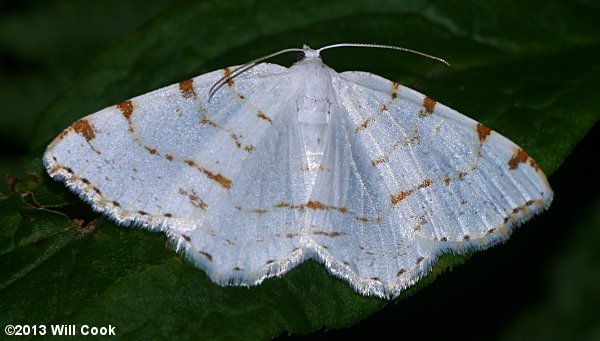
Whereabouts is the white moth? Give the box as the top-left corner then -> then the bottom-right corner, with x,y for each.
44,44 -> 552,298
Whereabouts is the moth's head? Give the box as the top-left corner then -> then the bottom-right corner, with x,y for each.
295,45 -> 321,62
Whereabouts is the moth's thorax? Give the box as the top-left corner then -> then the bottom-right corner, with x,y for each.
290,58 -> 334,189
290,58 -> 333,108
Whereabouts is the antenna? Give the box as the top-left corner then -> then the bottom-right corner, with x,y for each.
317,43 -> 450,66
208,48 -> 304,101
208,43 -> 450,100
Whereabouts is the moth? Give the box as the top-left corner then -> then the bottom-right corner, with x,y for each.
45,44 -> 552,298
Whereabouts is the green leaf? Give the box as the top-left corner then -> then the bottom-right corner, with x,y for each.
498,140 -> 600,340
2,0 -> 599,339
0,0 -> 186,149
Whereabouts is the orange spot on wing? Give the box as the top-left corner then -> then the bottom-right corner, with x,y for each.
117,100 -> 134,119
418,179 -> 431,189
371,156 -> 386,166
529,159 -> 541,172
229,132 -> 242,148
306,200 -> 326,210
391,189 -> 415,205
200,118 -> 217,127
305,200 -> 348,213
71,119 -> 95,142
391,179 -> 431,205
391,82 -> 399,99
257,111 -> 273,124
356,115 -> 377,133
185,160 -> 231,189
476,123 -> 492,142
204,170 -> 231,189
423,96 -> 436,114
508,149 -> 529,170
186,190 -> 207,210
223,67 -> 234,87
179,79 -> 196,98
443,175 -> 451,185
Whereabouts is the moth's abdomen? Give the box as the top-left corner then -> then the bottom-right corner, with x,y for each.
298,107 -> 330,189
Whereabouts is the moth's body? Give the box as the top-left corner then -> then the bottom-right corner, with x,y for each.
44,45 -> 552,298
293,56 -> 334,189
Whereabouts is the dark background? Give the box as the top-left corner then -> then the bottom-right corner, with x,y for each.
0,0 -> 186,179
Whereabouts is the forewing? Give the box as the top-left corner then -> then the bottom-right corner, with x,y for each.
304,70 -> 552,298
44,63 -> 309,285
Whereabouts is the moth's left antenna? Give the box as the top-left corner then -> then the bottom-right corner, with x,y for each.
208,48 -> 304,101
